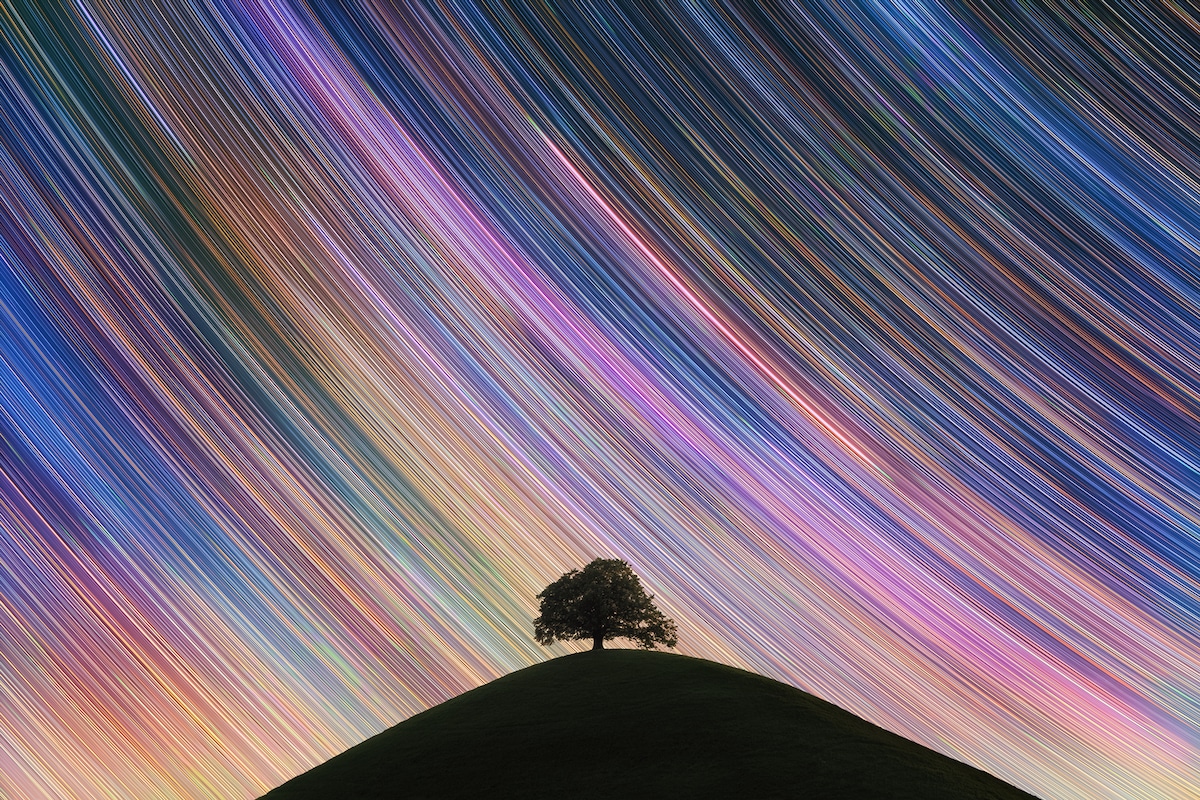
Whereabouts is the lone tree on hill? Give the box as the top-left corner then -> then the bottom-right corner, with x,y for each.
534,558 -> 678,650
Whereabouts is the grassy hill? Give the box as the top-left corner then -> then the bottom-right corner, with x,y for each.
261,649 -> 1038,799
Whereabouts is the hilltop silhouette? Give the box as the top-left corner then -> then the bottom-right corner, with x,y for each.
262,650 -> 1038,799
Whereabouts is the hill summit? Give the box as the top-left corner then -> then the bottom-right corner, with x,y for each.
262,649 -> 1037,799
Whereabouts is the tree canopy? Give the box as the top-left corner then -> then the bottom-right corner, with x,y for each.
534,558 -> 678,650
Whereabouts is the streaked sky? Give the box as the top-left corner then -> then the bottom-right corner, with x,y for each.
3,2 -> 1199,798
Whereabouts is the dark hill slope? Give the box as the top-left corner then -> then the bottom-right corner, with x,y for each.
262,649 -> 1038,799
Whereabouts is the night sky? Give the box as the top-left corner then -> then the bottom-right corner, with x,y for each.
3,3 -> 1200,798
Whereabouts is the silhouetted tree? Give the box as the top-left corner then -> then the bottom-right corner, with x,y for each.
534,558 -> 678,650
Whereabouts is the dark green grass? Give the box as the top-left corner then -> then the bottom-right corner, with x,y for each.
262,650 -> 1038,799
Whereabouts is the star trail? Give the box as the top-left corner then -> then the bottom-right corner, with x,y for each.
2,2 -> 1200,798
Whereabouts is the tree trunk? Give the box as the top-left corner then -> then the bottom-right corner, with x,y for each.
592,634 -> 604,650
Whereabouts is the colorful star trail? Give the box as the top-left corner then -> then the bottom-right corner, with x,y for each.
2,2 -> 1200,797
